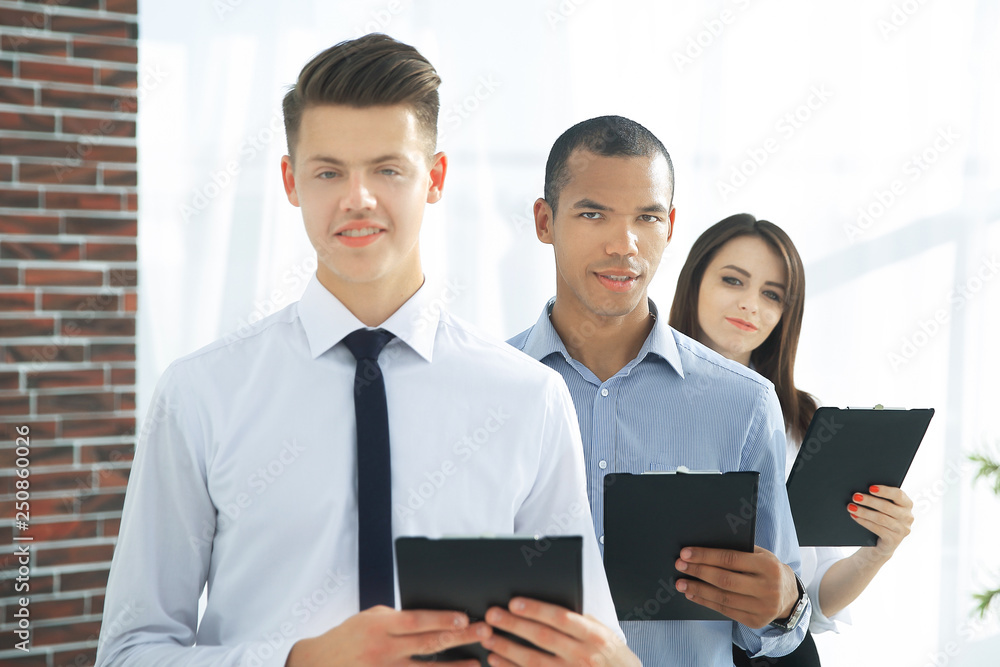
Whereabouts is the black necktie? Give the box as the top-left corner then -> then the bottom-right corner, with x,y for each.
343,328 -> 396,609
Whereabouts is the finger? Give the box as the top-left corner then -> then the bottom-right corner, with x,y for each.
675,558 -> 759,597
388,609 -> 471,636
481,631 -> 559,667
483,653 -> 519,667
485,606 -> 576,659
674,578 -> 760,616
867,485 -> 912,508
402,622 -> 492,658
505,597 -> 598,643
679,546 -> 762,573
850,492 -> 909,520
847,502 -> 909,535
674,581 -> 760,628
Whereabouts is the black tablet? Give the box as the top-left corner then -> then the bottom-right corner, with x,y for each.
396,535 -> 582,663
786,407 -> 934,546
603,470 -> 759,621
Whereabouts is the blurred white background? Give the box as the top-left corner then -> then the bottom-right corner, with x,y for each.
137,1 -> 1000,664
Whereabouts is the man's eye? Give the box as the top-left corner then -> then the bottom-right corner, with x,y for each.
638,214 -> 661,222
318,171 -> 337,179
379,168 -> 399,176
580,212 -> 602,220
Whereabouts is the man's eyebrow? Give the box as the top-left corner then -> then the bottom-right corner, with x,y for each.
571,198 -> 611,211
637,203 -> 670,214
304,154 -> 405,166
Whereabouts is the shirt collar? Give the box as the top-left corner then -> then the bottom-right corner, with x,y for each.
297,274 -> 439,362
521,297 -> 685,378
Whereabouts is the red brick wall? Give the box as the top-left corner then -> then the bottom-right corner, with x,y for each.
0,1 -> 138,665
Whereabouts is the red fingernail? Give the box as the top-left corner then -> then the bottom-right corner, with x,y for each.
853,493 -> 864,502
848,503 -> 859,512
850,513 -> 859,519
870,485 -> 880,493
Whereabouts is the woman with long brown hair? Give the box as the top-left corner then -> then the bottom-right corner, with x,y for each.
669,214 -> 914,667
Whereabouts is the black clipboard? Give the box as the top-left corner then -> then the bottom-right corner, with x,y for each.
396,535 -> 582,663
785,407 -> 934,546
603,470 -> 759,621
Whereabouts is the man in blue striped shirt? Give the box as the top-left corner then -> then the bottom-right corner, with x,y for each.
508,116 -> 811,666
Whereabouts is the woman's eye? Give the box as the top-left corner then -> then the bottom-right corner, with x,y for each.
763,290 -> 783,303
722,276 -> 742,286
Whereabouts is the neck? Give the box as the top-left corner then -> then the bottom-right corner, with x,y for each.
317,264 -> 424,328
550,294 -> 655,383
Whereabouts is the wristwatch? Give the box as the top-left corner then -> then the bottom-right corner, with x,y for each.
768,573 -> 809,631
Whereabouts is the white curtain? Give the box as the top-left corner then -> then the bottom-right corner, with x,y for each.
138,1 -> 1000,663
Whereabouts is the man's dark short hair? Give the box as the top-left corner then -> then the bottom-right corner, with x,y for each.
544,115 -> 674,213
282,33 -> 441,160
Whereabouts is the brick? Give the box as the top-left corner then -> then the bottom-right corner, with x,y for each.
50,14 -> 138,39
0,420 -> 57,440
106,0 -> 139,13
5,596 -> 86,625
72,38 -> 137,64
9,442 -> 74,465
25,268 -> 103,286
43,291 -> 119,312
41,87 -> 137,114
85,241 -> 135,261
37,519 -> 103,542
2,241 -> 81,260
80,442 -> 133,464
19,60 -> 95,86
19,161 -> 98,185
0,83 -> 36,106
25,494 -> 79,517
0,291 -> 34,310
0,317 -> 53,337
4,469 -> 89,494
124,291 -> 136,311
0,8 -> 48,31
0,371 -> 17,389
45,190 -> 125,211
0,650 -> 47,665
0,161 -> 11,181
0,188 -> 41,207
98,66 -> 136,88
4,344 -> 86,363
0,58 -> 10,77
0,34 -> 68,57
0,111 -> 56,132
100,518 -> 120,537
60,568 -> 110,592
108,268 -> 136,288
0,394 -> 29,414
0,214 -> 59,235
62,416 -> 135,437
125,192 -> 136,211
64,216 -> 135,236
0,137 -> 136,162
44,0 -> 102,9
0,267 -> 18,284
110,367 -> 133,385
0,573 -> 53,598
97,466 -> 129,488
37,391 -> 116,413
78,490 -> 125,514
118,390 -> 135,410
26,369 -> 103,388
90,342 -> 134,361
55,647 -> 98,667
30,619 -> 104,646
62,317 -> 134,336
62,114 -> 135,137
101,167 -> 137,186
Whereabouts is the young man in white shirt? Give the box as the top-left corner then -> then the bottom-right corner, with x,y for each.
96,35 -> 638,667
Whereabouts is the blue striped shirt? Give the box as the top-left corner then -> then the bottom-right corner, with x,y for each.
508,299 -> 809,667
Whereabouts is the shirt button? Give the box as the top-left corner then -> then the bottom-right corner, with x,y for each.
598,460 -> 608,469
599,535 -> 605,544
600,388 -> 609,397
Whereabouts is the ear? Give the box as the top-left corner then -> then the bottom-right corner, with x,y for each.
534,198 -> 554,245
426,151 -> 448,204
281,155 -> 299,207
666,207 -> 676,243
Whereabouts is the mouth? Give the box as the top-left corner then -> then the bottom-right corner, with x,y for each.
595,272 -> 639,293
334,221 -> 386,247
725,317 -> 758,332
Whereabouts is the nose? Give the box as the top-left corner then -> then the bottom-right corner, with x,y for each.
605,218 -> 638,258
738,293 -> 759,314
341,173 -> 376,212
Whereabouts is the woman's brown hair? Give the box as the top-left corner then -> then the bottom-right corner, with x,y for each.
668,213 -> 817,441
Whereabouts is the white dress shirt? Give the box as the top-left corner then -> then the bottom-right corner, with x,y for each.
95,275 -> 621,667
